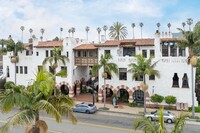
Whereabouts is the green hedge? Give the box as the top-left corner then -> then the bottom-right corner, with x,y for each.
165,95 -> 177,105
128,102 -> 137,107
189,106 -> 200,112
150,94 -> 164,103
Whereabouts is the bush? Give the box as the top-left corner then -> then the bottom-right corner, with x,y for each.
128,102 -> 137,107
150,94 -> 164,103
111,94 -> 118,103
165,95 -> 177,105
189,106 -> 200,112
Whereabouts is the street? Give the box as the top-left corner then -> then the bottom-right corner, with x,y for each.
0,110 -> 200,133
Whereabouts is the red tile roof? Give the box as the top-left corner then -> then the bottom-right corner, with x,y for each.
24,43 -> 32,47
95,39 -> 155,47
34,41 -> 63,48
73,44 -> 98,50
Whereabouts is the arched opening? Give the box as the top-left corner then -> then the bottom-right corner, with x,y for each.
61,85 -> 69,95
133,90 -> 144,106
117,89 -> 129,103
172,73 -> 179,87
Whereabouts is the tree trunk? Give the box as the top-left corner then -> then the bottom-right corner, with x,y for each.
143,74 -> 146,113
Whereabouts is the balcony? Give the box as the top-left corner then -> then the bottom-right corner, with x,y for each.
75,57 -> 98,66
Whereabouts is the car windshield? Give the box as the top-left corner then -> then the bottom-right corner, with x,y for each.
88,104 -> 94,107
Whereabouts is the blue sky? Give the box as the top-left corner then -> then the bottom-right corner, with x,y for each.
0,0 -> 200,43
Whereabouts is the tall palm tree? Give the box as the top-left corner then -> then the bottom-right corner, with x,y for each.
176,22 -> 200,118
20,26 -> 25,42
29,28 -> 33,38
85,26 -> 90,41
109,22 -> 128,40
156,22 -> 161,31
71,27 -> 75,37
68,29 -> 72,37
42,47 -> 68,95
182,22 -> 186,31
0,68 -> 77,133
97,27 -> 101,43
103,25 -> 108,40
134,107 -> 190,133
139,22 -> 144,38
187,18 -> 193,31
131,23 -> 135,39
128,54 -> 160,113
92,54 -> 118,109
40,36 -> 43,41
60,27 -> 63,40
167,23 -> 171,33
40,28 -> 45,41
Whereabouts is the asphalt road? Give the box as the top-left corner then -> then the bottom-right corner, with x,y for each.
0,110 -> 200,133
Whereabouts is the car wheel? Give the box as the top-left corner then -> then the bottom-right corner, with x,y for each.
167,119 -> 172,124
147,117 -> 152,121
86,110 -> 90,114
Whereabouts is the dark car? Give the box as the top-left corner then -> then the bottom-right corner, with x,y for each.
73,102 -> 97,114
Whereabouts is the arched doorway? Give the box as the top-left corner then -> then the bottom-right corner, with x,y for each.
133,90 -> 144,106
117,89 -> 129,103
61,85 -> 69,95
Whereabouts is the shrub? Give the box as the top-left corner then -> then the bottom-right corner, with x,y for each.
111,94 -> 118,103
128,102 -> 137,107
189,106 -> 200,112
165,95 -> 177,105
150,94 -> 164,103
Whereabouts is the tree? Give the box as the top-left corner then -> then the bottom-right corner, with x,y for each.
150,94 -> 164,107
85,26 -> 90,41
139,22 -> 144,38
109,22 -> 128,40
53,36 -> 60,41
92,54 -> 118,109
131,23 -> 135,39
165,95 -> 177,109
128,54 -> 160,113
176,21 -> 200,118
97,27 -> 101,43
103,25 -> 108,40
42,47 -> 68,95
0,68 -> 77,133
134,107 -> 189,133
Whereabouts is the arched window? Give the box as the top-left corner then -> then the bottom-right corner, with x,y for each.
182,73 -> 189,88
6,66 -> 10,77
172,73 -> 179,87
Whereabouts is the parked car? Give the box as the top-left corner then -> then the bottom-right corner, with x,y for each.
73,102 -> 97,114
144,110 -> 176,123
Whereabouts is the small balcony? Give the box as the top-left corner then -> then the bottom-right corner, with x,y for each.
75,57 -> 98,66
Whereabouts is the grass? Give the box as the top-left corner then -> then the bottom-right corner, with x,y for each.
98,107 -> 110,110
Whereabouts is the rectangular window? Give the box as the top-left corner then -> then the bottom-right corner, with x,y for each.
162,43 -> 168,57
179,47 -> 186,57
46,50 -> 49,57
149,75 -> 155,80
7,66 -> 10,77
16,66 -> 18,74
150,50 -> 155,57
142,50 -> 147,58
50,50 -> 53,57
119,68 -> 127,80
20,66 -> 23,74
78,51 -> 81,57
36,52 -> 39,56
61,66 -> 67,71
170,45 -> 177,57
26,50 -> 29,56
24,66 -> 28,74
135,75 -> 143,81
105,50 -> 110,55
106,72 -> 111,80
66,52 -> 69,57
123,47 -> 135,56
83,51 -> 87,57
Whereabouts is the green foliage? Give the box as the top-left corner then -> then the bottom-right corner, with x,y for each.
188,106 -> 200,112
150,94 -> 164,103
128,102 -> 137,107
109,22 -> 128,40
196,58 -> 200,81
52,36 -> 59,41
111,94 -> 118,103
165,96 -> 177,105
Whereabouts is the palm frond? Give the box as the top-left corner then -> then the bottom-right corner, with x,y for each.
172,113 -> 190,133
55,70 -> 67,77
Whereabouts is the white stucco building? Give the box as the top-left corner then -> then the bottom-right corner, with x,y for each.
2,31 -> 198,110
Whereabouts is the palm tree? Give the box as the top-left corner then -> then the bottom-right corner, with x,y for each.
85,26 -> 90,41
176,22 -> 200,118
60,27 -> 63,40
40,28 -> 45,41
0,68 -> 77,133
134,107 -> 190,133
156,22 -> 161,31
167,23 -> 171,33
92,54 -> 118,109
42,47 -> 68,95
182,22 -> 186,31
103,25 -> 108,40
71,27 -> 75,37
131,23 -> 135,39
139,22 -> 144,38
68,29 -> 72,37
29,28 -> 33,38
20,26 -> 25,42
109,22 -> 128,40
128,54 -> 160,113
187,18 -> 193,31
97,27 -> 101,43
40,36 -> 43,41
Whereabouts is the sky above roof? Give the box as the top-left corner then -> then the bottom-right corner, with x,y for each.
0,0 -> 199,43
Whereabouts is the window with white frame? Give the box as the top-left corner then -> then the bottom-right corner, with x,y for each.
119,68 -> 127,80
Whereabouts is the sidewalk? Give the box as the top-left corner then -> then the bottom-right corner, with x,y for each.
74,93 -> 200,124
